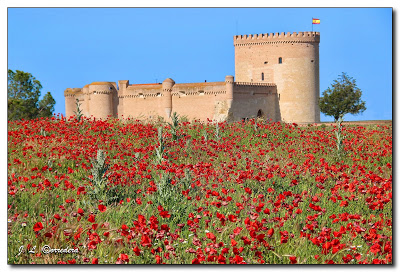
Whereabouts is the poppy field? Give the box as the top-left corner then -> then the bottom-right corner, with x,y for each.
7,116 -> 392,264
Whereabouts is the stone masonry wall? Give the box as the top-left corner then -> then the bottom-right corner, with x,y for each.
171,82 -> 226,121
119,84 -> 164,119
231,82 -> 278,121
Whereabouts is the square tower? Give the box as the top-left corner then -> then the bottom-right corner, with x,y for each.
234,32 -> 320,123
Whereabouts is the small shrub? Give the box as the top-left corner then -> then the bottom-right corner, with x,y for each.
155,127 -> 167,164
170,112 -> 180,141
74,99 -> 83,122
215,122 -> 221,141
87,149 -> 124,205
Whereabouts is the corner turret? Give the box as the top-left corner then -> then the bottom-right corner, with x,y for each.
162,78 -> 175,118
64,88 -> 82,118
88,82 -> 116,119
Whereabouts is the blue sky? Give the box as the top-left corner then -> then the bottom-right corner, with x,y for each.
7,7 -> 392,121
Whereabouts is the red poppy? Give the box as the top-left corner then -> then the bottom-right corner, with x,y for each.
342,254 -> 353,263
98,204 -> 107,212
228,214 -> 237,222
33,222 -> 43,232
218,254 -> 226,264
141,235 -> 152,247
159,210 -> 171,218
233,227 -> 242,236
87,241 -> 97,250
118,253 -> 129,263
244,187 -> 252,195
231,239 -> 238,247
88,214 -> 95,223
133,246 -> 141,256
206,232 -> 216,242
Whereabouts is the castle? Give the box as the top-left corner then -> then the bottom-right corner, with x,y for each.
64,31 -> 320,123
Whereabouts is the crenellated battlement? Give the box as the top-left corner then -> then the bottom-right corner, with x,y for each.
172,89 -> 226,96
234,82 -> 276,87
126,85 -> 162,93
89,90 -> 113,95
175,82 -> 225,88
118,88 -> 227,98
233,82 -> 277,96
119,93 -> 162,98
174,90 -> 199,96
234,31 -> 320,40
234,32 -> 320,46
64,88 -> 82,96
127,83 -> 162,89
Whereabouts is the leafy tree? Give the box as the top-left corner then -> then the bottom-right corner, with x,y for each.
319,72 -> 366,121
8,69 -> 56,120
38,92 -> 56,118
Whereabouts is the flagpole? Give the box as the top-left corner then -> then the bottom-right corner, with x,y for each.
312,17 -> 313,32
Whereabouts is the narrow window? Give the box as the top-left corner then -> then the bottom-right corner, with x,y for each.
257,110 -> 262,117
279,57 -> 282,64
261,73 -> 264,81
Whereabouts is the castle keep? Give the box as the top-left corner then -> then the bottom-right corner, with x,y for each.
65,31 -> 320,123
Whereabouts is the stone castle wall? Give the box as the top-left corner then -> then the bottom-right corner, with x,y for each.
231,82 -> 279,121
115,82 -> 229,121
171,82 -> 227,121
64,31 -> 321,123
119,83 -> 164,119
64,78 -> 279,122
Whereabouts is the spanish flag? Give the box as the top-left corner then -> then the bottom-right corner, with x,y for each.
312,18 -> 320,24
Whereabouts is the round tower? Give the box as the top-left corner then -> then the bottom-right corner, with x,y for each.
162,78 -> 175,119
64,88 -> 80,118
88,82 -> 115,119
234,31 -> 320,123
